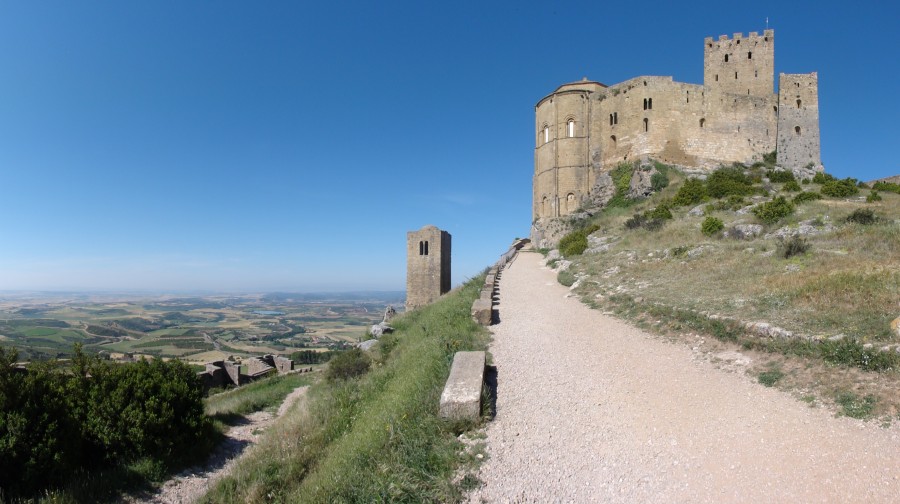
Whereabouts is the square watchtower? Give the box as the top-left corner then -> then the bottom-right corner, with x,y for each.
406,225 -> 451,310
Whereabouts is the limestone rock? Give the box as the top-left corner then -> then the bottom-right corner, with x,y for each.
589,172 -> 616,208
382,305 -> 396,323
628,165 -> 659,199
370,322 -> 393,339
358,339 -> 378,351
688,204 -> 706,217
725,224 -> 763,240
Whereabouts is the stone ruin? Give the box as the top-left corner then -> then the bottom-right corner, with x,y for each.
197,354 -> 296,392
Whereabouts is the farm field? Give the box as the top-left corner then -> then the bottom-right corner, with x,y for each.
0,291 -> 404,363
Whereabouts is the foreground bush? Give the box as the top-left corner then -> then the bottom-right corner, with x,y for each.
707,166 -> 754,198
846,208 -> 878,225
0,346 -> 213,500
325,348 -> 371,382
777,235 -> 810,258
821,179 -> 860,198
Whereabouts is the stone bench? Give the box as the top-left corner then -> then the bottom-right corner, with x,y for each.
439,351 -> 485,421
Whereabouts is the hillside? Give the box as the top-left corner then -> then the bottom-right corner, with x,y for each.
546,162 -> 900,419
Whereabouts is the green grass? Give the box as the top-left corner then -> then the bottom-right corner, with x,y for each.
205,372 -> 315,420
835,391 -> 877,419
200,275 -> 489,503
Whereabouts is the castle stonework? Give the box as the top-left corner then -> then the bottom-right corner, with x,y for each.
406,225 -> 451,310
533,29 -> 822,221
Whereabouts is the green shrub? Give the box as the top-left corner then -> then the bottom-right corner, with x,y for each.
701,216 -> 724,236
606,163 -> 637,208
835,392 -> 877,419
712,195 -> 746,211
821,179 -> 860,197
624,214 -> 645,230
766,170 -> 796,183
777,235 -> 810,259
325,348 -> 371,382
673,178 -> 708,206
762,150 -> 777,166
845,208 -> 878,225
752,196 -> 795,224
782,180 -> 801,192
645,205 -> 673,220
707,166 -> 754,198
650,171 -> 669,191
557,270 -> 576,287
872,181 -> 900,194
819,338 -> 897,372
559,230 -> 589,257
812,172 -> 836,184
793,191 -> 822,204
866,190 -> 882,203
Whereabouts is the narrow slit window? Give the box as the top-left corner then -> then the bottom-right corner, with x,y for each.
735,72 -> 738,79
610,135 -> 616,148
700,118 -> 705,128
725,54 -> 729,62
648,98 -> 652,109
715,74 -> 719,82
748,51 -> 752,59
614,112 -> 618,124
643,118 -> 648,132
796,99 -> 802,109
609,114 -> 613,126
795,126 -> 801,136
543,126 -> 549,143
424,241 -> 429,255
567,119 -> 575,137
643,98 -> 647,110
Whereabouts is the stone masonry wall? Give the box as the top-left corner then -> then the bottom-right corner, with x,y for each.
406,225 -> 451,309
777,72 -> 821,170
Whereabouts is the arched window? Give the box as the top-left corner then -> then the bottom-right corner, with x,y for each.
419,241 -> 429,256
700,118 -> 705,128
643,98 -> 648,110
614,112 -> 618,124
609,114 -> 613,126
566,193 -> 576,212
643,118 -> 649,132
795,126 -> 801,136
610,135 -> 617,148
541,196 -> 547,216
567,119 -> 575,138
748,51 -> 752,59
543,126 -> 549,144
648,98 -> 652,109
796,99 -> 802,109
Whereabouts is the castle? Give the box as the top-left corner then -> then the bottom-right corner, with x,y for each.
533,29 -> 821,220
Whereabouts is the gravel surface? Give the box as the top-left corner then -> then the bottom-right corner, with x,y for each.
468,250 -> 900,503
133,385 -> 308,504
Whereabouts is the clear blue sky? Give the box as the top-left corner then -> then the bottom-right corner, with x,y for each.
1,1 -> 896,292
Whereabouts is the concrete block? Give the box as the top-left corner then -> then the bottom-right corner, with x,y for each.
439,351 -> 485,421
472,298 -> 492,326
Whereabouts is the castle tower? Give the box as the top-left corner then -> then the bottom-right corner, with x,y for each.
704,30 -> 774,96
533,79 -> 605,220
777,72 -> 821,170
406,225 -> 451,310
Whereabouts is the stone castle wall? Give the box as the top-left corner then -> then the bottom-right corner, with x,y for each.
533,29 -> 821,222
406,225 -> 451,309
777,72 -> 821,170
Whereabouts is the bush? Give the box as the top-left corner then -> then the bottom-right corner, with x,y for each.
845,208 -> 878,225
873,181 -> 900,194
782,180 -> 801,192
812,172 -> 836,184
752,196 -> 795,224
559,230 -> 589,257
650,171 -> 669,191
606,163 -> 637,208
701,216 -> 724,236
766,170 -> 796,183
777,235 -> 810,258
707,166 -> 754,198
557,270 -> 576,287
624,214 -> 646,230
793,191 -> 822,204
866,190 -> 882,203
821,179 -> 860,198
672,178 -> 708,206
325,348 -> 371,382
645,205 -> 673,220
763,150 -> 777,166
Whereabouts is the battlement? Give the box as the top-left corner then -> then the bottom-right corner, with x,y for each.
704,29 -> 774,46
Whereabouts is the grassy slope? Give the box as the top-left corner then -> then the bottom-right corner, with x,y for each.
201,275 -> 488,503
559,167 -> 900,419
205,372 -> 315,419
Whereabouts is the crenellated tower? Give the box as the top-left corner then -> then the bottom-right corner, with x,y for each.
704,30 -> 774,96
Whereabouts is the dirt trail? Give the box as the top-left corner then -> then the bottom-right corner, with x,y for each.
135,386 -> 308,504
468,249 -> 900,503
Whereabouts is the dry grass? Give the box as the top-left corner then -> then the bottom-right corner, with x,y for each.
561,168 -> 900,421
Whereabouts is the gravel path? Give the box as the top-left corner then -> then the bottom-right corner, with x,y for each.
468,250 -> 900,503
136,385 -> 309,504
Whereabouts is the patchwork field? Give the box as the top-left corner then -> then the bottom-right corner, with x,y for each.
0,292 -> 404,363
